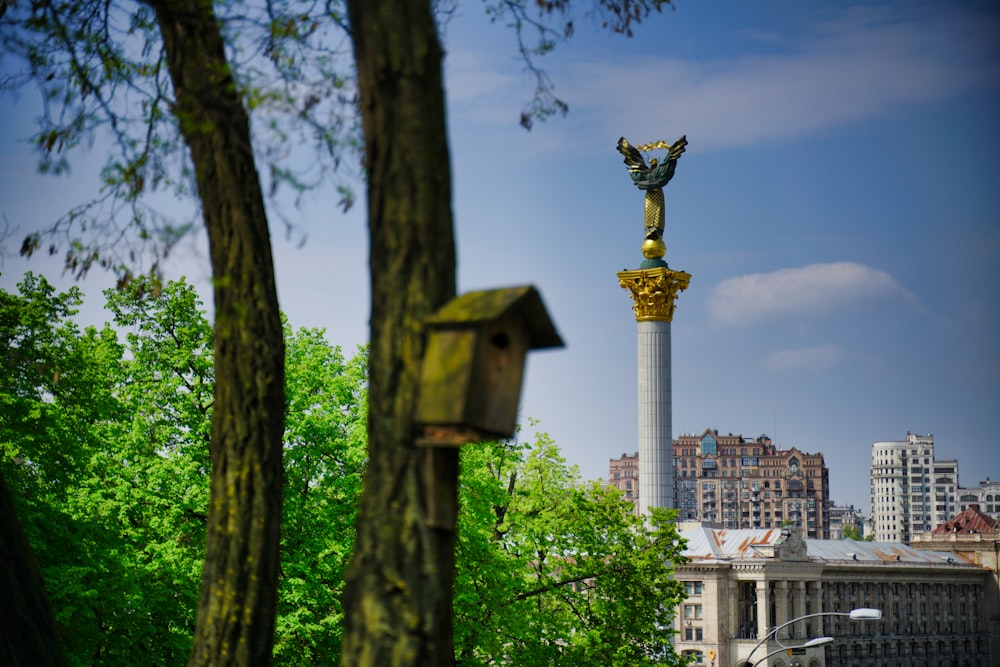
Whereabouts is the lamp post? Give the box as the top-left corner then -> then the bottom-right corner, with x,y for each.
750,637 -> 834,667
737,608 -> 882,667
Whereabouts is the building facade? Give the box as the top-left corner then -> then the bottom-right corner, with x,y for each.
673,429 -> 831,538
607,430 -> 832,535
827,504 -> 864,541
870,432 -> 999,544
870,433 -> 945,543
912,502 -> 1000,662
673,525 -> 995,667
958,479 -> 1000,520
607,451 -> 640,510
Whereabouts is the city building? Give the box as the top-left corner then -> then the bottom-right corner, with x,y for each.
606,429 -> 832,536
672,524 -> 995,667
869,432 -> 999,544
957,479 -> 1000,521
870,433 -> 955,543
674,429 -> 831,538
827,504 -> 864,541
607,451 -> 639,511
912,502 -> 1000,661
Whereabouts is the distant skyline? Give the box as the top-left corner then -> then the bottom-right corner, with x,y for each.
2,0 -> 998,515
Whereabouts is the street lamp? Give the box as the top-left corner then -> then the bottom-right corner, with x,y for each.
737,607 -> 882,667
751,636 -> 834,667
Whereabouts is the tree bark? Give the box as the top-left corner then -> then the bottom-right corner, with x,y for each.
0,469 -> 67,667
149,2 -> 285,665
341,0 -> 458,665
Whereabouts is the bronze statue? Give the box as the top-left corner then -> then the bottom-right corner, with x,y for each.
617,136 -> 687,242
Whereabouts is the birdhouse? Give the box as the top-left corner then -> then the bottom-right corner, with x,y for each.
415,285 -> 563,446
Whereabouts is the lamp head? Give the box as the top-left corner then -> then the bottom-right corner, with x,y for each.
803,636 -> 835,647
849,608 -> 882,620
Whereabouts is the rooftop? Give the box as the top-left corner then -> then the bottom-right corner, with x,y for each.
932,503 -> 1000,536
678,526 -> 981,568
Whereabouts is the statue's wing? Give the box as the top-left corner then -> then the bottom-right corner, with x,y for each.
667,135 -> 688,162
617,137 -> 648,171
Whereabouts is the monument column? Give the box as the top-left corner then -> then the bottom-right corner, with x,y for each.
619,266 -> 690,514
615,135 -> 690,517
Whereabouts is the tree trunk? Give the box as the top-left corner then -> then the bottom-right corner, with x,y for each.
341,0 -> 458,665
0,469 -> 67,667
149,2 -> 286,665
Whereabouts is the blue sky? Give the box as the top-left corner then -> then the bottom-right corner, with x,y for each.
1,0 -> 998,515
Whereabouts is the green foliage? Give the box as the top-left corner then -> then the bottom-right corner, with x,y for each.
0,274 -> 367,665
2,274 -> 683,665
1,274 -> 212,665
0,272 -> 96,489
274,326 -> 367,664
455,432 -> 687,666
840,524 -> 863,541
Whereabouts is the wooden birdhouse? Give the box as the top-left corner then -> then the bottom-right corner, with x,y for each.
415,285 -> 563,446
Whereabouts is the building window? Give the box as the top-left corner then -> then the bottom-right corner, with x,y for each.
684,581 -> 703,596
684,604 -> 703,620
683,627 -> 704,642
682,649 -> 704,664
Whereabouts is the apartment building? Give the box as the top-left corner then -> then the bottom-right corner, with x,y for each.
674,429 -> 831,538
870,433 -> 945,543
869,432 -> 999,544
607,451 -> 640,510
958,479 -> 1000,520
607,429 -> 831,536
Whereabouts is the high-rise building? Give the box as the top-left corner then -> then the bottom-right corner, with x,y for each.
607,428 -> 832,537
870,433 -> 960,544
675,429 -> 831,538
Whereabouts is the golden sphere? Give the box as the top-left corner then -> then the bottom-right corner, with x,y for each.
642,238 -> 666,260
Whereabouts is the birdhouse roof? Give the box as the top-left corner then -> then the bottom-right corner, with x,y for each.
426,285 -> 564,350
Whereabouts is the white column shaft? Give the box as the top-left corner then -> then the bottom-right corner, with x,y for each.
637,319 -> 673,516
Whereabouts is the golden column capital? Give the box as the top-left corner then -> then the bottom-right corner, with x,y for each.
617,267 -> 691,322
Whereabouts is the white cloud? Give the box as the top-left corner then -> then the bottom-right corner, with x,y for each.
760,344 -> 849,373
707,262 -> 910,326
